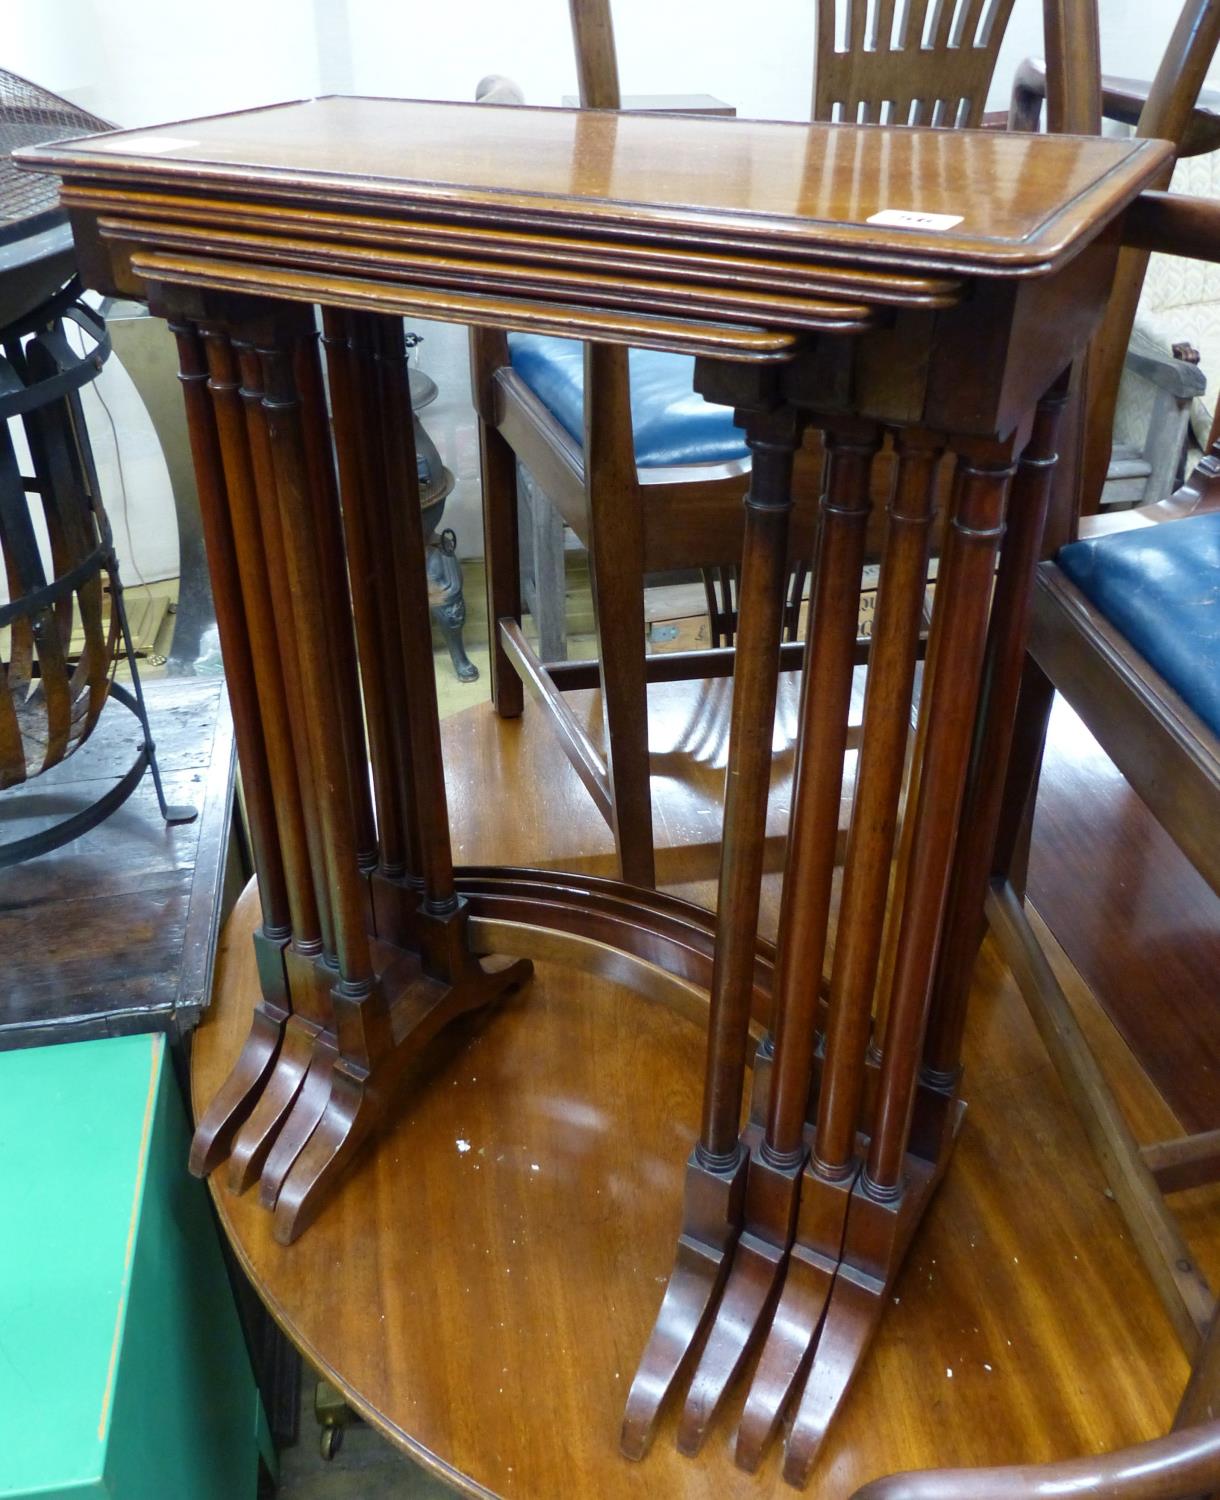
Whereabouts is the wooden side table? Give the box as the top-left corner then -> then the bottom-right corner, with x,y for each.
19,99 -> 1171,1487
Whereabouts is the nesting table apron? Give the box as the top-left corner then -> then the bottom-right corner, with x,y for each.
20,99 -> 1170,1488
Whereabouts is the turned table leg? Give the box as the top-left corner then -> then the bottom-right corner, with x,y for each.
621,394 -> 805,1460
922,380 -> 1070,1092
168,313 -> 295,1179
197,320 -> 331,1196
736,428 -> 942,1472
781,437 -> 1017,1488
678,420 -> 881,1456
253,315 -> 391,1242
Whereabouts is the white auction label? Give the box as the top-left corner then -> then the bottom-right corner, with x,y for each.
866,208 -> 964,231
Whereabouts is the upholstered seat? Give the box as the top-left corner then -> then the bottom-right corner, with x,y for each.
508,333 -> 750,469
1056,512 -> 1220,735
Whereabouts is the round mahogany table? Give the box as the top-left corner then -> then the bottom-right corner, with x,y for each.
192,685 -> 1195,1499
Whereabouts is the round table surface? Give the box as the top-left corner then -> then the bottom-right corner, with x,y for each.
193,682 -> 1210,1498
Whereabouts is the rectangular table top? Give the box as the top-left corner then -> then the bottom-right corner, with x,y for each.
20,95 -> 1172,279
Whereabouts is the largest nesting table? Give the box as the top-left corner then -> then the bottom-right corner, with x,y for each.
20,99 -> 1171,1490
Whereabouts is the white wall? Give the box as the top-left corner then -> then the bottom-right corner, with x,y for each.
3,0 -> 1209,567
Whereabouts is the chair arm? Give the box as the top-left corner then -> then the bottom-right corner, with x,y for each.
1125,191 -> 1220,264
850,1420 -> 1220,1500
1124,341 -> 1207,400
1008,56 -> 1220,156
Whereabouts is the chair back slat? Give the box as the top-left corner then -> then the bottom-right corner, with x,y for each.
812,0 -> 1018,128
874,0 -> 899,56
929,0 -> 956,54
847,0 -> 868,59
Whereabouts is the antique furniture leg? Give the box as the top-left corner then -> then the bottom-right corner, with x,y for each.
677,420 -> 880,1455
243,307 -> 389,1240
620,381 -> 804,1459
922,380 -> 1069,1098
781,438 -> 1019,1488
271,308 -> 530,1243
584,342 -> 656,889
472,326 -> 525,721
229,323 -> 341,1200
169,310 -> 297,1179
735,428 -> 942,1472
192,317 -> 332,1195
517,463 -> 568,664
295,320 -> 378,879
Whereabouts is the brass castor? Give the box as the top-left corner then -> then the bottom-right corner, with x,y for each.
315,1378 -> 356,1460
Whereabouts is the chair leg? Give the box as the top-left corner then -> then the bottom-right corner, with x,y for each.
1177,1306 -> 1220,1430
479,418 -> 524,718
519,464 -> 568,664
987,882 -> 1214,1356
532,484 -> 568,664
588,513 -> 655,887
991,656 -> 1055,901
584,344 -> 655,889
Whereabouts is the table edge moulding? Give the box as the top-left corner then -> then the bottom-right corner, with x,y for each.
16,96 -> 1172,1489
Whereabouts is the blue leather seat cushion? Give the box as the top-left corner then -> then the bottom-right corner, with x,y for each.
508,333 -> 750,469
1056,513 -> 1220,737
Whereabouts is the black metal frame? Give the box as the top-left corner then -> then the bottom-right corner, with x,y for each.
0,277 -> 195,866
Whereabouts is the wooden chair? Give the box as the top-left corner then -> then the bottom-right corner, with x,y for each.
924,0 -> 1220,1378
473,0 -> 1027,887
1010,47 -> 1220,518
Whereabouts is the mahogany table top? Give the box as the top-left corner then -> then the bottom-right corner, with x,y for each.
22,96 -> 1170,277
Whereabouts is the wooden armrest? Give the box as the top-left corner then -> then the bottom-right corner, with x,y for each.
850,1420 -> 1220,1500
1125,191 -> 1220,263
1125,341 -> 1207,399
1009,56 -> 1220,156
1094,72 -> 1220,155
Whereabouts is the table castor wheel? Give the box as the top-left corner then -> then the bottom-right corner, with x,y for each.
315,1377 -> 358,1460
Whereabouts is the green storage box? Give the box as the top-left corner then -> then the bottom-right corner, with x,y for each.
0,1033 -> 271,1498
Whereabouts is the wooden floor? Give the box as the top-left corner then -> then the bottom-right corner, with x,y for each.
1028,697 -> 1220,1135
194,674 -> 1220,1498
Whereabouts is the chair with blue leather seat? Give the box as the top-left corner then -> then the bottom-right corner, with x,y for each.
473,0 -> 1025,887
972,177 -> 1220,1366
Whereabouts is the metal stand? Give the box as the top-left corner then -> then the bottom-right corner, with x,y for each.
0,279 -> 196,865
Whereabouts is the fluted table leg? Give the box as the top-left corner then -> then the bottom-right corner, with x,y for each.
736,428 -> 942,1473
678,420 -> 880,1457
781,435 -> 1018,1488
167,310 -> 294,1180
621,395 -> 805,1461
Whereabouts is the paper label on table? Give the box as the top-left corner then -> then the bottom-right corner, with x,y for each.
867,209 -> 964,231
95,135 -> 199,155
